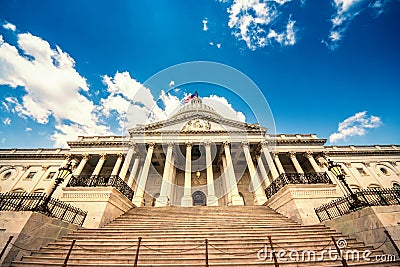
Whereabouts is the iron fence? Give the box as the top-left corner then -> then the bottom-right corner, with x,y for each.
0,192 -> 87,226
265,172 -> 332,199
67,175 -> 134,200
315,188 -> 400,222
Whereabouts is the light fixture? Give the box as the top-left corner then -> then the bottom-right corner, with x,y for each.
56,162 -> 73,182
196,169 -> 201,178
327,159 -> 362,209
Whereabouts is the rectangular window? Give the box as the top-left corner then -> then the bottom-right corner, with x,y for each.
46,172 -> 56,180
26,172 -> 36,179
357,168 -> 367,176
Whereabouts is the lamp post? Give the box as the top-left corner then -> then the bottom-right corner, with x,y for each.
327,159 -> 363,209
36,162 -> 73,214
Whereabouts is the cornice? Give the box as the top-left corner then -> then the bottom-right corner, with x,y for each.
67,141 -> 131,148
325,150 -> 400,156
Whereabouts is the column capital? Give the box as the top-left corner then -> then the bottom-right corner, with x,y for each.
82,153 -> 91,161
42,165 -> 49,171
128,142 -> 136,148
390,161 -> 397,167
99,153 -> 108,160
185,141 -> 193,148
241,141 -> 249,148
147,142 -> 156,148
204,140 -> 212,147
304,151 -> 313,159
288,151 -> 296,159
117,153 -> 124,159
363,162 -> 371,167
22,165 -> 30,171
64,153 -> 72,161
223,141 -> 231,147
167,142 -> 174,148
272,152 -> 280,158
344,162 -> 351,167
261,141 -> 269,148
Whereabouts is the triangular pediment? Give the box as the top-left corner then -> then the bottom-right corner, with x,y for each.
128,97 -> 266,136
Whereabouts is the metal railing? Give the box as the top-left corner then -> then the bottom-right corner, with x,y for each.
265,172 -> 332,199
67,175 -> 134,200
0,193 -> 87,226
315,188 -> 400,222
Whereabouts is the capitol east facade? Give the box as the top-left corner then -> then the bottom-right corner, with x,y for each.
1,97 -> 400,266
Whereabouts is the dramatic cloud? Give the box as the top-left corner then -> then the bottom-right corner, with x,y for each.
0,26 -> 113,147
221,0 -> 298,50
2,22 -> 16,31
203,95 -> 246,122
324,0 -> 391,49
329,111 -> 382,143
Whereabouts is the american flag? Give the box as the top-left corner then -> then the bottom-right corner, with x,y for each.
183,91 -> 198,104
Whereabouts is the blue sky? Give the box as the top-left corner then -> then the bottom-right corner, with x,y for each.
0,0 -> 399,148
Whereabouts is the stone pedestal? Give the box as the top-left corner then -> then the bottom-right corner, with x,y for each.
0,211 -> 78,266
181,195 -> 192,206
266,184 -> 340,225
60,187 -> 134,228
323,206 -> 400,256
207,195 -> 219,206
231,195 -> 245,206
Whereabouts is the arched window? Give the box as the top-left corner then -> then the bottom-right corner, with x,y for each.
11,188 -> 26,193
380,167 -> 389,175
152,193 -> 160,206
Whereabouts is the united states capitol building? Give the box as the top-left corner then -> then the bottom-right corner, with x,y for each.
1,97 -> 400,266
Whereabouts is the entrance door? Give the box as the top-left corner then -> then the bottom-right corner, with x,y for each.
192,191 -> 206,206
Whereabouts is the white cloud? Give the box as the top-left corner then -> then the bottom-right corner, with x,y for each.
0,27 -> 113,147
2,117 -> 11,125
3,22 -> 16,31
203,95 -> 246,122
222,0 -> 298,50
0,35 -> 3,44
25,127 -> 32,132
169,80 -> 175,87
1,138 -> 5,144
329,111 -> 382,143
202,18 -> 209,31
325,0 -> 391,49
216,43 -> 222,48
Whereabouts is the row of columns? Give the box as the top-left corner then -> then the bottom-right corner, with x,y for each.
64,141 -> 324,207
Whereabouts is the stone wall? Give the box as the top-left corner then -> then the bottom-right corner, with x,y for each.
60,186 -> 134,228
0,211 -> 78,266
266,184 -> 341,225
323,205 -> 400,256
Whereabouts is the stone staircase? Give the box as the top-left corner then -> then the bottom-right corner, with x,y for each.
12,206 -> 400,266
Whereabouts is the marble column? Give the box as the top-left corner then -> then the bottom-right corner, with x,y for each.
73,153 -> 90,176
111,153 -> 124,176
257,154 -> 271,188
221,154 -> 232,205
127,156 -> 140,188
205,141 -> 218,206
288,152 -> 304,174
156,142 -> 174,207
132,143 -> 155,207
181,142 -> 193,206
304,151 -> 322,173
273,153 -> 286,175
91,153 -> 107,176
260,142 -> 280,179
242,142 -> 267,205
119,143 -> 136,182
223,141 -> 244,206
